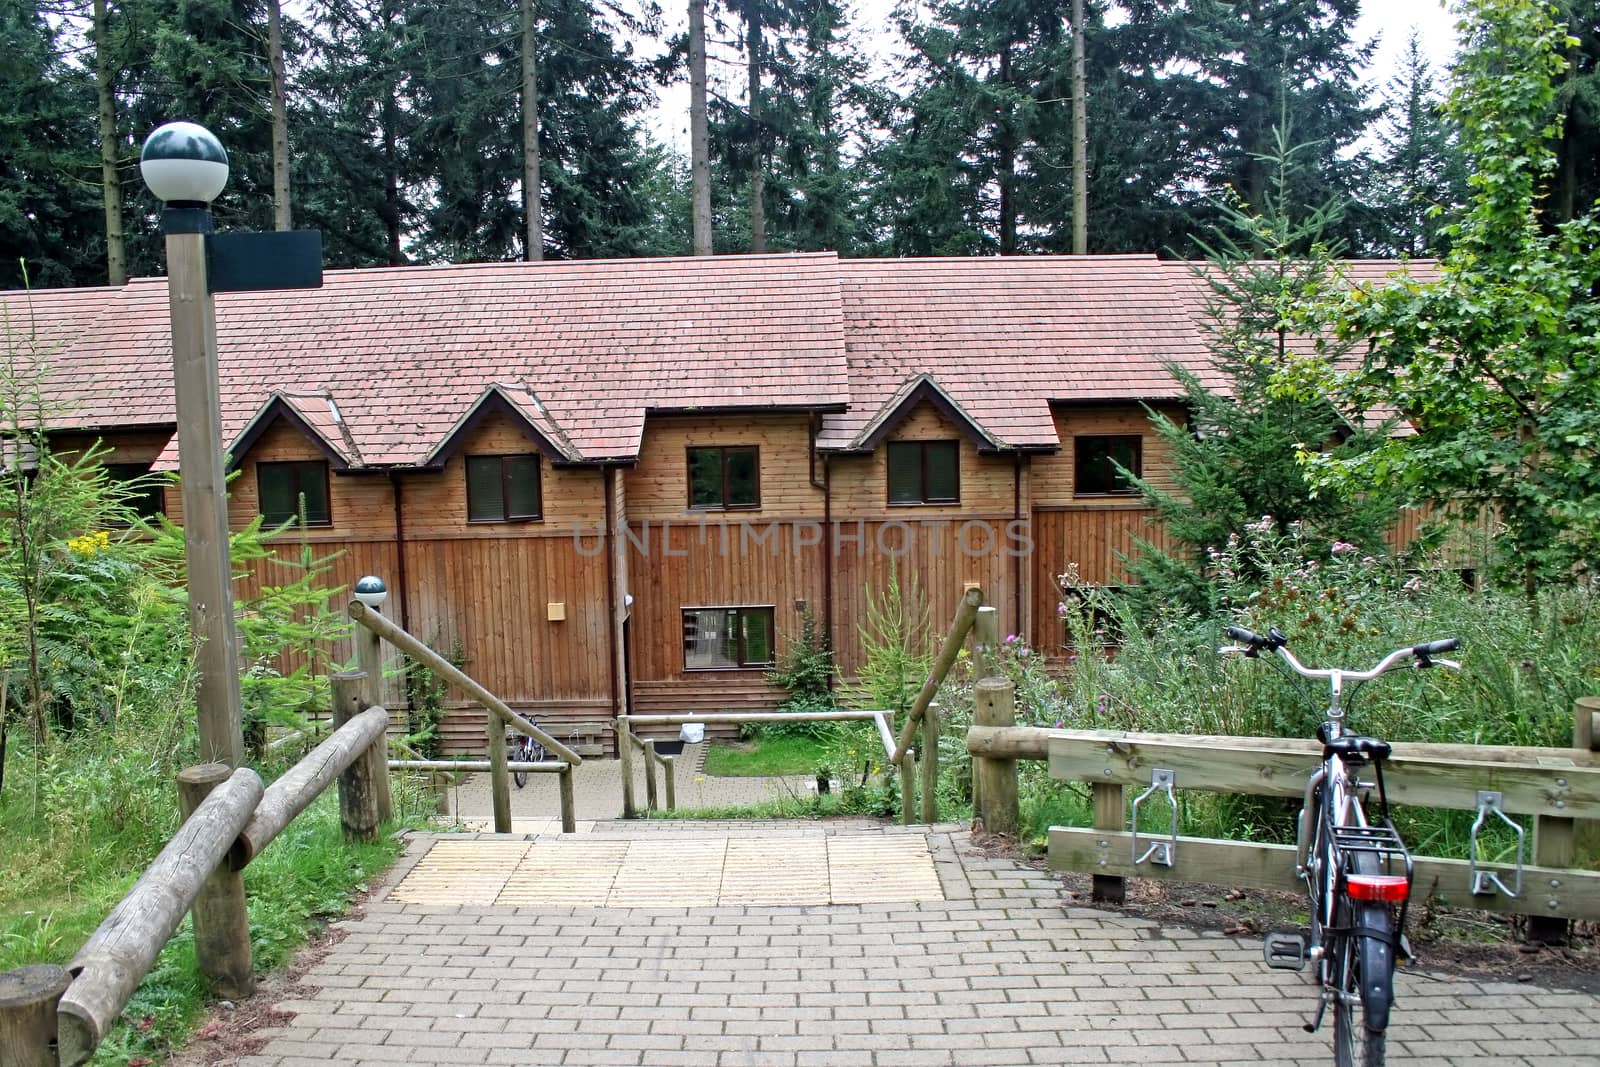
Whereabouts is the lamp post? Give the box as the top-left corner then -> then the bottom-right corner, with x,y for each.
141,121 -> 244,768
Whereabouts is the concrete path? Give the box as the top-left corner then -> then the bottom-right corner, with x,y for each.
216,820 -> 1597,1067
441,743 -> 815,827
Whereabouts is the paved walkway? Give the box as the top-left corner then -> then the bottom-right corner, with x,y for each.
217,820 -> 1597,1067
441,744 -> 815,828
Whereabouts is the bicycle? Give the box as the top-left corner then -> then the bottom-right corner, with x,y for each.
1221,625 -> 1461,1067
507,723 -> 547,788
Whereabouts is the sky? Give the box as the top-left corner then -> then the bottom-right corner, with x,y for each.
647,1 -> 1465,153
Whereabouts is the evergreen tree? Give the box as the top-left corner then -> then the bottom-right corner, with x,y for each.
1367,32 -> 1465,257
0,0 -> 102,289
1552,1 -> 1600,223
1124,137 -> 1401,614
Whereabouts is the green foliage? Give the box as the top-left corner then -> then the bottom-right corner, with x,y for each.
1124,136 -> 1403,615
765,605 -> 835,719
1315,0 -> 1600,591
850,565 -> 931,716
403,636 -> 467,759
1368,31 -> 1467,257
702,732 -> 830,777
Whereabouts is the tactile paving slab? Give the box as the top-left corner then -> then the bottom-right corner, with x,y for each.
388,832 -> 946,908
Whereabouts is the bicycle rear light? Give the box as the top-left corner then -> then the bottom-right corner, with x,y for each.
1345,874 -> 1410,902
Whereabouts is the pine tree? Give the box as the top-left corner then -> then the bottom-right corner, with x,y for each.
1368,32 -> 1465,256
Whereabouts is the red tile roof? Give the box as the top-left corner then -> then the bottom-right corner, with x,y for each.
3,252 -> 1429,464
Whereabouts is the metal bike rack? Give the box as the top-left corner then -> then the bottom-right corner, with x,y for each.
1130,768 -> 1178,867
1468,790 -> 1524,898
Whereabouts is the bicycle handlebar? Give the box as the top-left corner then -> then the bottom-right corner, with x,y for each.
1222,625 -> 1462,680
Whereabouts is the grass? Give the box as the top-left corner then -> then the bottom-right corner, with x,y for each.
702,733 -> 832,777
1,746 -> 411,1066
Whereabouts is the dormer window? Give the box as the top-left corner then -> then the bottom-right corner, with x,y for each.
887,440 -> 959,504
258,460 -> 331,526
467,453 -> 542,522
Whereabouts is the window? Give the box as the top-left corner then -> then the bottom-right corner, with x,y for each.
104,463 -> 164,522
467,454 -> 542,522
1074,435 -> 1141,495
887,440 -> 959,504
682,607 -> 775,670
687,446 -> 759,510
257,460 -> 331,526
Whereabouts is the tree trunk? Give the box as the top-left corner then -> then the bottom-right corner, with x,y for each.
521,0 -> 543,260
1071,0 -> 1087,254
747,7 -> 765,253
268,0 -> 292,230
92,0 -> 126,286
997,47 -> 1016,255
689,0 -> 713,255
381,1 -> 403,265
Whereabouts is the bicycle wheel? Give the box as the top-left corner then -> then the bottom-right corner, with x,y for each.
512,740 -> 529,789
1331,851 -> 1392,1067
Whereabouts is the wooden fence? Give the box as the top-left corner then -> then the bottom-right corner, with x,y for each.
965,697 -> 1600,941
0,679 -> 393,1066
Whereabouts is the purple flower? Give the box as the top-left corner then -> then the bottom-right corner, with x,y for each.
1005,634 -> 1018,643
1054,719 -> 1064,729
1331,541 -> 1357,554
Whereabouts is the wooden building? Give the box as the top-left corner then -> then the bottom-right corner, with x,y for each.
3,252 -> 1417,753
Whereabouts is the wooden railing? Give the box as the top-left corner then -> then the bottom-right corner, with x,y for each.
617,710 -> 898,819
0,681 -> 393,1065
346,600 -> 581,834
965,698 -> 1600,942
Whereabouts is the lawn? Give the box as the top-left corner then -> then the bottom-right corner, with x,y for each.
702,733 -> 830,777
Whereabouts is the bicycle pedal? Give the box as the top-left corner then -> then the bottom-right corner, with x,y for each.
1263,930 -> 1308,971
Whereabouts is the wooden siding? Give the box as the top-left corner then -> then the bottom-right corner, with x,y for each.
827,403 -> 1016,517
627,519 -> 826,682
631,679 -> 784,743
830,518 -> 1020,677
404,411 -> 603,536
627,413 -> 822,520
51,430 -> 172,466
1031,404 -> 1183,506
1029,506 -> 1173,652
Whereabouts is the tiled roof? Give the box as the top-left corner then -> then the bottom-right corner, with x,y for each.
819,256 -> 1218,450
6,252 -> 1431,464
26,254 -> 850,466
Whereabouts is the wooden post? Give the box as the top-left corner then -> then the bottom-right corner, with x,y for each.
618,715 -> 637,818
353,618 -> 394,825
973,605 -> 999,678
921,703 -> 940,824
900,747 -> 917,826
893,586 -> 983,766
330,673 -> 381,841
558,766 -> 576,834
1092,781 -> 1127,904
486,710 -> 511,834
643,738 -> 659,813
166,221 -> 244,769
662,754 -> 676,812
1577,697 -> 1600,859
0,964 -> 71,1067
972,677 -> 1019,837
178,764 -> 254,999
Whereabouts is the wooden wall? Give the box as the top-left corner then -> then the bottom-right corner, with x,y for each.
627,413 -> 822,520
51,430 -> 172,466
828,403 -> 1016,517
1031,404 -> 1182,505
1028,506 -> 1172,653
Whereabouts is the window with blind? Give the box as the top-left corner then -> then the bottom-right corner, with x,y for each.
257,460 -> 331,526
466,454 -> 542,522
682,606 -> 775,670
1074,435 -> 1141,495
887,440 -> 959,504
687,445 -> 759,509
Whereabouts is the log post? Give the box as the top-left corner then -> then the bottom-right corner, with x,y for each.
662,754 -> 676,812
643,738 -> 659,813
972,677 -> 1018,837
0,964 -> 70,1066
921,703 -> 940,824
558,766 -> 576,834
330,673 -> 381,841
899,747 -> 917,826
618,716 -> 637,818
486,711 -> 511,834
1092,781 -> 1127,904
893,586 -> 983,766
178,764 -> 255,1000
972,605 -> 999,678
353,620 -> 394,824
1577,697 -> 1600,859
